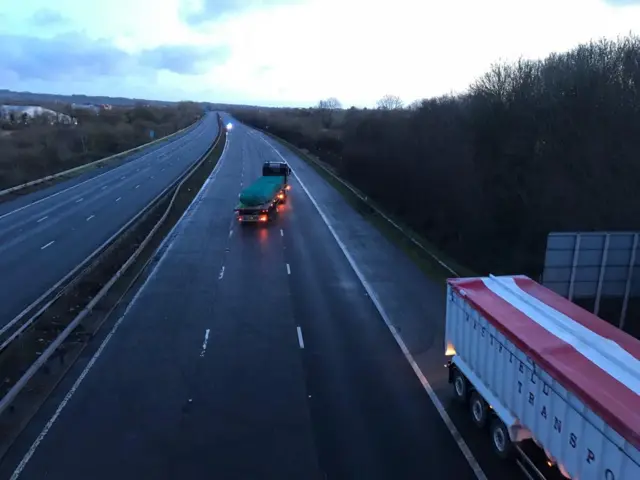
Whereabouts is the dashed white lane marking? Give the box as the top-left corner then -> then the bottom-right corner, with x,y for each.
8,118 -> 227,479
286,263 -> 291,275
40,241 -> 55,250
120,176 -> 125,180
86,215 -> 95,221
0,122 -> 209,223
75,198 -> 83,203
200,329 -> 211,357
116,197 -> 122,202
296,326 -> 305,349
101,186 -> 108,190
280,229 -> 284,237
37,216 -> 48,223
257,131 -> 488,480
150,176 -> 155,179
218,266 -> 225,280
135,184 -> 140,189
228,230 -> 233,239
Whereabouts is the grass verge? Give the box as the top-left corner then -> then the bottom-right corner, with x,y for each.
259,130 -> 477,281
0,123 -> 226,460
0,121 -> 199,204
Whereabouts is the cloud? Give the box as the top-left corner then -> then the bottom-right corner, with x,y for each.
139,44 -> 230,74
603,0 -> 640,5
0,33 -> 135,81
182,0 -> 304,25
0,32 -> 229,81
30,9 -> 69,27
3,0 -> 639,106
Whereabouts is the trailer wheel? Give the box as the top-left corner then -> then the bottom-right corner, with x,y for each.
452,370 -> 468,404
469,392 -> 488,428
489,418 -> 513,459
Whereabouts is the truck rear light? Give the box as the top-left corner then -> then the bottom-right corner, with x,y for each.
286,185 -> 291,190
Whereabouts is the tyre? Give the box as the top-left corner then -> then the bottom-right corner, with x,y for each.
469,391 -> 488,428
452,370 -> 468,404
490,418 -> 513,459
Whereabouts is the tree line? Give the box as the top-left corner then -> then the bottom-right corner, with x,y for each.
0,102 -> 203,189
230,35 -> 640,278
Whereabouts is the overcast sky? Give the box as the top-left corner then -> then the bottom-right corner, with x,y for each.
1,0 -> 639,107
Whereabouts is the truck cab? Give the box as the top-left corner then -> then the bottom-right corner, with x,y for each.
262,161 -> 291,178
261,161 -> 291,202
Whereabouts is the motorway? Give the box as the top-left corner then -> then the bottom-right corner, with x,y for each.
0,118 -> 532,479
0,113 -> 219,329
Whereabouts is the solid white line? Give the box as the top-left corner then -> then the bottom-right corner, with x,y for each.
286,263 -> 291,275
0,121 -> 209,223
296,326 -> 305,349
75,198 -> 83,203
280,229 -> 284,237
9,262 -> 156,480
257,132 -> 488,480
0,164 -> 125,222
200,329 -> 211,357
37,216 -> 48,223
218,266 -> 225,280
10,121 -> 227,480
516,460 -> 536,480
116,197 -> 121,202
86,215 -> 95,221
40,241 -> 54,250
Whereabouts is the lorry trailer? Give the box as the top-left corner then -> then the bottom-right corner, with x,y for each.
445,274 -> 640,480
235,161 -> 291,224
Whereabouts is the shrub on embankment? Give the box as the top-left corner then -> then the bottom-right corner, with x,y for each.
230,36 -> 640,278
0,101 -> 204,189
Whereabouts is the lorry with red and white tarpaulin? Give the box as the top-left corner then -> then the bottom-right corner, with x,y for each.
445,274 -> 640,480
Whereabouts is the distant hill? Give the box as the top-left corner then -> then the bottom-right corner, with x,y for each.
0,89 -> 172,106
0,89 -> 247,111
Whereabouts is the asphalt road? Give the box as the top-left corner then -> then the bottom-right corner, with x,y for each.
0,119 -> 530,479
0,113 -> 219,328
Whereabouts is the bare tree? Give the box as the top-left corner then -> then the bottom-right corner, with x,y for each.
317,97 -> 342,110
0,103 -> 207,190
230,35 -> 640,319
407,99 -> 424,111
317,97 -> 342,127
376,94 -> 404,110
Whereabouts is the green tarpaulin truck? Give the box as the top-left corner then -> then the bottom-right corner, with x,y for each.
235,161 -> 291,224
